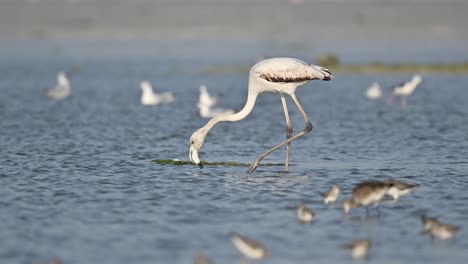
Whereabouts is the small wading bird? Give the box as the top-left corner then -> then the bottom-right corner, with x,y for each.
365,82 -> 382,100
343,238 -> 372,259
193,251 -> 213,264
230,232 -> 270,260
343,181 -> 393,215
388,74 -> 422,108
421,215 -> 460,240
47,72 -> 71,100
384,179 -> 419,201
139,80 -> 175,106
297,203 -> 315,223
189,57 -> 333,172
322,184 -> 341,204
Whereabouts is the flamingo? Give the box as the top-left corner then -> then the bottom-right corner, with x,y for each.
47,72 -> 71,100
189,57 -> 333,173
388,74 -> 422,108
139,81 -> 175,106
365,82 -> 382,100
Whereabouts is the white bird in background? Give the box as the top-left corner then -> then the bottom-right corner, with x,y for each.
198,85 -> 218,108
47,71 -> 71,100
197,85 -> 235,118
365,82 -> 382,100
388,74 -> 422,109
139,81 -> 175,106
189,57 -> 333,173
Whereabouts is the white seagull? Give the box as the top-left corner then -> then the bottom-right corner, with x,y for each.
197,85 -> 235,118
139,81 -> 175,106
189,57 -> 333,173
388,74 -> 422,108
198,85 -> 218,108
365,82 -> 382,100
47,72 -> 71,100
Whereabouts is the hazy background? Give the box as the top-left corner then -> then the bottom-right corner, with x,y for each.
1,0 -> 468,63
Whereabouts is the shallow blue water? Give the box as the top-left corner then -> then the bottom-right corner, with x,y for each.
1,49 -> 468,264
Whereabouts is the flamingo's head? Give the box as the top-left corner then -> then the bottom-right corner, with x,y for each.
189,128 -> 206,169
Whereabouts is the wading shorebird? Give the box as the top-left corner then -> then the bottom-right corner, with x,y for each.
365,82 -> 382,100
322,184 -> 341,204
189,57 -> 333,172
384,179 -> 419,201
421,215 -> 460,240
344,238 -> 372,259
297,203 -> 315,223
388,74 -> 422,109
230,232 -> 270,260
343,181 -> 393,215
193,251 -> 213,264
139,80 -> 175,106
47,72 -> 71,100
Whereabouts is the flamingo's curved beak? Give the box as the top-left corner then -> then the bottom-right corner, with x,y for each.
189,144 -> 203,169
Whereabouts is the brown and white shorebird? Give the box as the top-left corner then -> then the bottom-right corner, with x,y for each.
421,215 -> 460,240
384,179 -> 419,201
344,238 -> 372,259
343,181 -> 393,215
193,251 -> 214,264
189,57 -> 333,173
322,184 -> 341,204
297,203 -> 315,223
230,232 -> 270,259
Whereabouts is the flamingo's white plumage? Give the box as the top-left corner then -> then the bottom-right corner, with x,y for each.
388,75 -> 422,108
365,82 -> 382,100
139,81 -> 175,106
189,57 -> 333,173
47,72 -> 71,100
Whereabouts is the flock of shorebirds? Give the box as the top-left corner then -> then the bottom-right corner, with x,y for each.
365,74 -> 423,109
190,179 -> 460,263
46,72 -> 233,119
44,58 -> 456,264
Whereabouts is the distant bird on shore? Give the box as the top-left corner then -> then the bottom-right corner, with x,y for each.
384,179 -> 419,201
421,215 -> 460,240
139,81 -> 175,106
47,72 -> 70,100
297,203 -> 315,223
365,82 -> 382,100
189,57 -> 333,173
322,184 -> 341,204
197,85 -> 235,118
388,74 -> 422,108
344,238 -> 372,259
230,232 -> 270,259
343,181 -> 393,215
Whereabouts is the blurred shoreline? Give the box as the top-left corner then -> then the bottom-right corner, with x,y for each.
1,0 -> 467,63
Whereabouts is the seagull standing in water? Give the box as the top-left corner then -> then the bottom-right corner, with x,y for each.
47,72 -> 71,100
197,85 -> 235,118
365,82 -> 382,100
388,75 -> 422,108
189,57 -> 333,173
139,81 -> 175,106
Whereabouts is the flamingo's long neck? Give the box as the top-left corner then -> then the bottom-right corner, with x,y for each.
199,83 -> 259,137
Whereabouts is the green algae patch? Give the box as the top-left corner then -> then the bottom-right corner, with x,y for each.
152,159 -> 284,167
